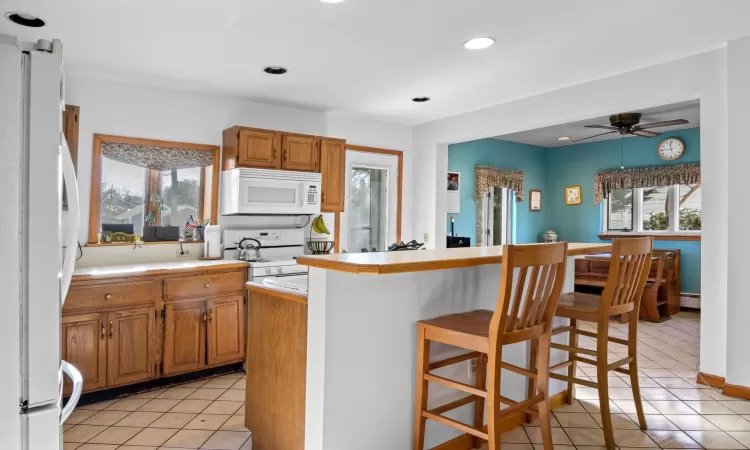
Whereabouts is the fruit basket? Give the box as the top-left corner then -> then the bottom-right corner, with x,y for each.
307,240 -> 335,255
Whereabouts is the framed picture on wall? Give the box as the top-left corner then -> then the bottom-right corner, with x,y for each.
447,172 -> 460,192
529,189 -> 542,211
565,185 -> 582,205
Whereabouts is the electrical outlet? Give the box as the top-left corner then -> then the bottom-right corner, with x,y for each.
176,249 -> 192,257
468,358 -> 476,377
423,232 -> 430,242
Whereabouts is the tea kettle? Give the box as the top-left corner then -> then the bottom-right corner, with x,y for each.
237,238 -> 262,262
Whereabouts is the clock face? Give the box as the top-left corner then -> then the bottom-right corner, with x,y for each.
657,138 -> 685,161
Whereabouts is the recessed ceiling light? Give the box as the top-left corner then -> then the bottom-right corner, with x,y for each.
412,97 -> 431,103
558,136 -> 571,141
263,66 -> 288,75
464,37 -> 495,50
5,11 -> 46,28
320,0 -> 346,3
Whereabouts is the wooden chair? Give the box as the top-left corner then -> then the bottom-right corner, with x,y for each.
413,242 -> 568,450
550,237 -> 653,450
638,251 -> 676,322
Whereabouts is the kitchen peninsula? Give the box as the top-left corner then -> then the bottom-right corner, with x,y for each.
244,243 -> 611,450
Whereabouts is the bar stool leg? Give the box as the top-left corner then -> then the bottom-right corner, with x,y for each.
628,310 -> 647,430
473,354 -> 487,449
486,346 -> 503,450
413,327 -> 430,450
566,318 -> 577,404
536,333 -> 554,450
596,321 -> 616,450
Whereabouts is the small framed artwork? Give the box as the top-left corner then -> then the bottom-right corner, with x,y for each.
565,185 -> 582,205
447,172 -> 460,192
529,189 -> 542,211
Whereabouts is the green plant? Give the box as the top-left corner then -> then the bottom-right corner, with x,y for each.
643,211 -> 668,231
679,208 -> 701,230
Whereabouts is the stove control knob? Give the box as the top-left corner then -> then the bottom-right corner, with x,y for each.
277,267 -> 283,274
265,268 -> 271,275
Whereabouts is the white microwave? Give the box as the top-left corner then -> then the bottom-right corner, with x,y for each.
221,168 -> 322,215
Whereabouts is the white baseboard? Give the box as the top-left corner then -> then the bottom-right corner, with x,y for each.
680,294 -> 700,309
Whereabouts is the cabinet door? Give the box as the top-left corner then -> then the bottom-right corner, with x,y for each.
281,134 -> 318,172
319,138 -> 346,212
163,301 -> 206,375
238,129 -> 280,169
207,296 -> 245,365
107,308 -> 155,386
62,313 -> 107,394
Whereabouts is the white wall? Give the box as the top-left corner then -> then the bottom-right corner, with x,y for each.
726,35 -> 750,388
65,75 -> 413,265
411,49 -> 729,378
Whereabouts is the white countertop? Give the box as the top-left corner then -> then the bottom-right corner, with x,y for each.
73,259 -> 248,280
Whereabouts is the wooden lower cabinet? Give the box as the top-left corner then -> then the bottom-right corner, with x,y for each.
64,267 -> 247,394
208,296 -> 245,365
62,313 -> 108,394
107,307 -> 156,386
164,301 -> 207,375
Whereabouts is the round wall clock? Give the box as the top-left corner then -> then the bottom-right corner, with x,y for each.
657,137 -> 685,161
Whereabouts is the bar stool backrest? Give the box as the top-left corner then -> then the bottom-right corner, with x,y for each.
602,237 -> 654,311
490,242 -> 568,345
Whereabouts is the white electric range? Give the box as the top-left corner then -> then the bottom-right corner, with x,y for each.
222,228 -> 308,288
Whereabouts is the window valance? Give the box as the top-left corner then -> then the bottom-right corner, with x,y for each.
475,166 -> 525,202
102,142 -> 215,171
593,163 -> 701,204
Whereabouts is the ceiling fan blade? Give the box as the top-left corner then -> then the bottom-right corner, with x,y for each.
636,119 -> 689,129
584,125 -> 620,131
571,130 -> 618,143
631,129 -> 661,138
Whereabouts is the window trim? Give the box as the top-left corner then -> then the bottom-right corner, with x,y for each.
89,134 -> 220,245
601,184 -> 701,237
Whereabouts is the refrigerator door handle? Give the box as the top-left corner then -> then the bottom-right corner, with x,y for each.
59,360 -> 82,424
61,137 -> 79,303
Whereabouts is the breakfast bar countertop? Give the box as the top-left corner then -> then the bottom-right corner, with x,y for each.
296,242 -> 612,275
72,259 -> 249,281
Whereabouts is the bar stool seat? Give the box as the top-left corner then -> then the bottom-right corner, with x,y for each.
556,292 -> 602,314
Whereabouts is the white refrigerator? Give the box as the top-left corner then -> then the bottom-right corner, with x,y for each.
0,35 -> 83,449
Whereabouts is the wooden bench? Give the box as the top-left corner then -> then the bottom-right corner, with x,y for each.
574,250 -> 681,322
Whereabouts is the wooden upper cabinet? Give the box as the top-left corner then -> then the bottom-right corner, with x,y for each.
62,313 -> 107,394
281,134 -> 318,172
319,138 -> 346,212
207,296 -> 245,365
107,307 -> 155,386
237,129 -> 280,169
163,301 -> 206,375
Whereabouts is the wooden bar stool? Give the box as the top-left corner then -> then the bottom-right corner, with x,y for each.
413,242 -> 568,450
550,237 -> 653,450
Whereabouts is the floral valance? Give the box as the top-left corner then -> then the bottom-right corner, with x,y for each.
475,166 -> 525,202
102,142 -> 215,171
593,163 -> 701,204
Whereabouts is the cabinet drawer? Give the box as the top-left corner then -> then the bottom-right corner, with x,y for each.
66,281 -> 157,311
165,270 -> 246,300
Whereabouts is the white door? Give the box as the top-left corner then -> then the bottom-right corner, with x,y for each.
477,187 -> 514,246
339,151 -> 398,253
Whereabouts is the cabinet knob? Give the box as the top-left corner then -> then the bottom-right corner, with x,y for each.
104,294 -> 112,300
205,284 -> 210,288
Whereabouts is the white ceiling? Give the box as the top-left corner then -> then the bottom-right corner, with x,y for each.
1,1 -> 748,125
497,100 -> 700,148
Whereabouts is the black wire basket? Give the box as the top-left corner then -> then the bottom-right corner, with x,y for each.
307,240 -> 335,255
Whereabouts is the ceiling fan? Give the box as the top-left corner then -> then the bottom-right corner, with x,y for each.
573,113 -> 688,143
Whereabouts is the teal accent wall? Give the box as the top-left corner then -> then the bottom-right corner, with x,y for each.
446,138 -> 549,245
447,127 -> 701,294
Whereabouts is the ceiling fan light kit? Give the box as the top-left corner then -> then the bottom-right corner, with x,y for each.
573,112 -> 689,143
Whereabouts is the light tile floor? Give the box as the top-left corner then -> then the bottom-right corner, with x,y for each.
480,311 -> 750,450
66,311 -> 750,450
63,372 -> 250,450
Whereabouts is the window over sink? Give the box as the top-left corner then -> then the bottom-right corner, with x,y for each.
89,135 -> 220,244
